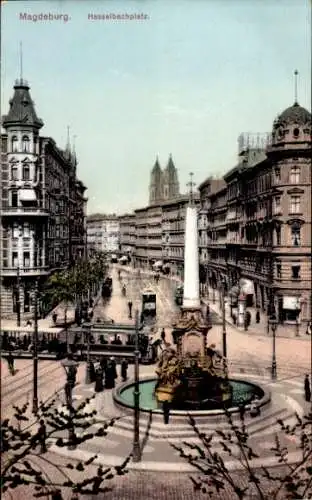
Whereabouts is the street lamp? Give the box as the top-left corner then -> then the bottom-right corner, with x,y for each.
221,278 -> 227,375
132,309 -> 141,462
61,356 -> 78,450
84,322 -> 93,384
32,279 -> 39,414
268,317 -> 278,380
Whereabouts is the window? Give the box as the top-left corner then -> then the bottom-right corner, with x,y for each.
22,164 -> 30,181
12,251 -> 18,267
24,223 -> 30,238
11,136 -> 18,152
22,135 -> 30,152
276,264 -> 282,278
291,265 -> 300,279
293,128 -> 300,138
290,196 -> 301,214
11,190 -> 18,207
13,223 -> 19,238
276,226 -> 281,245
274,168 -> 281,182
24,287 -> 30,313
274,196 -> 281,214
290,166 -> 300,184
291,223 -> 301,246
11,165 -> 18,181
23,251 -> 30,267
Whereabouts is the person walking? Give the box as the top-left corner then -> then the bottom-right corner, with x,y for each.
256,310 -> 260,324
304,374 -> 311,402
128,300 -> 133,319
306,321 -> 311,335
160,328 -> 166,342
120,358 -> 128,381
7,352 -> 14,375
163,401 -> 170,424
38,419 -> 47,453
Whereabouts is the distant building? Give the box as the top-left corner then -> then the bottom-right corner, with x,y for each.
1,78 -> 87,318
86,213 -> 120,254
118,213 -> 136,259
149,155 -> 180,205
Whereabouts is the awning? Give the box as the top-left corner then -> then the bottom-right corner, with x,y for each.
239,278 -> 254,295
19,189 -> 37,202
283,296 -> 300,310
153,261 -> 163,267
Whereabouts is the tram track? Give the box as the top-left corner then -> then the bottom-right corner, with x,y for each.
2,361 -> 63,400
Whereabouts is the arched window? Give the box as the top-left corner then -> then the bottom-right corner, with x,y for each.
11,136 -> 18,152
291,222 -> 301,246
22,164 -> 30,181
11,165 -> 18,181
22,135 -> 30,152
290,166 -> 300,184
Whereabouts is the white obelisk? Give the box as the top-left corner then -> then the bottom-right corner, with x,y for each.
182,173 -> 200,310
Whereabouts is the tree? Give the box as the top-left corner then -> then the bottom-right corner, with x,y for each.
172,408 -> 312,499
1,395 -> 130,498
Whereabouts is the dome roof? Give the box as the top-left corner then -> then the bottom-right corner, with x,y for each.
276,102 -> 311,126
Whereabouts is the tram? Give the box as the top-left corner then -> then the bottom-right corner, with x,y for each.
141,289 -> 157,320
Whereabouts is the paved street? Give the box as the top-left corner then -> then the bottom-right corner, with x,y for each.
2,265 -> 312,499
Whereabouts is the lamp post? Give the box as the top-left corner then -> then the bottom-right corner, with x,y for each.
269,317 -> 278,380
84,322 -> 93,384
132,309 -> 141,462
221,278 -> 227,375
32,278 -> 39,414
61,356 -> 78,450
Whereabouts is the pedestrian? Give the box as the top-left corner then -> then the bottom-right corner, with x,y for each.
128,300 -> 133,319
306,321 -> 311,336
94,366 -> 104,392
246,310 -> 251,327
38,419 -> 47,453
160,328 -> 166,342
52,312 -> 58,324
163,401 -> 170,424
7,352 -> 14,375
256,310 -> 260,324
120,358 -> 128,381
304,374 -> 311,402
110,356 -> 117,379
232,313 -> 237,325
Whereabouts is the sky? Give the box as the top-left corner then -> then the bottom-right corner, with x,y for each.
1,0 -> 311,215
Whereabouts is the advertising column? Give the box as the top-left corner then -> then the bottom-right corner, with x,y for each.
237,293 -> 246,327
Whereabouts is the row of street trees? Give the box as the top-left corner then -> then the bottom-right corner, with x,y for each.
43,251 -> 108,325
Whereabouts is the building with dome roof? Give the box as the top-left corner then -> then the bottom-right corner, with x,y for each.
198,98 -> 311,329
1,79 -> 87,318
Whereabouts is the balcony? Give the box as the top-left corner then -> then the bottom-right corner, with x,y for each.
2,207 -> 49,217
2,266 -> 50,277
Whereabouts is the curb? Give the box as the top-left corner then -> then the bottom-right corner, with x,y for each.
48,443 -> 303,473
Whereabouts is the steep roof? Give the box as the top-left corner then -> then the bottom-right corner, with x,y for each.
2,79 -> 43,129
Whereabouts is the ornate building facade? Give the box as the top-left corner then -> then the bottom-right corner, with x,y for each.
198,100 -> 311,325
1,79 -> 87,318
118,213 -> 136,258
149,154 -> 180,205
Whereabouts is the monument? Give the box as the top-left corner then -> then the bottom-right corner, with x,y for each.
155,174 -> 232,409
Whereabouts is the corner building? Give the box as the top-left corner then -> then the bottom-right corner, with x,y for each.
1,79 -> 87,318
199,100 -> 311,325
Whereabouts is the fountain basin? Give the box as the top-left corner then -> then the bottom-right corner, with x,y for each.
113,376 -> 270,422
